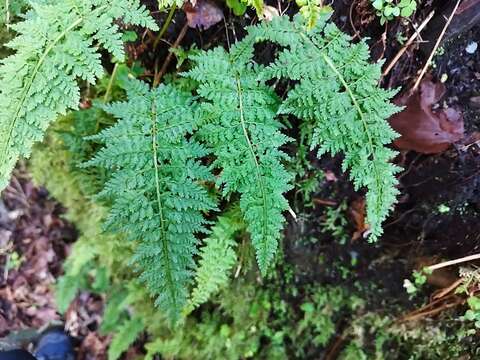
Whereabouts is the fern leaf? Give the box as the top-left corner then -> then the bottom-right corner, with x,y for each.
248,15 -> 400,240
0,0 -> 158,191
185,208 -> 244,314
107,315 -> 144,360
185,40 -> 293,275
86,79 -> 216,322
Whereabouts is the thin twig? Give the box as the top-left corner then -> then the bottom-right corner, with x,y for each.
427,253 -> 480,272
412,0 -> 461,92
382,10 -> 435,76
433,278 -> 463,300
153,23 -> 188,87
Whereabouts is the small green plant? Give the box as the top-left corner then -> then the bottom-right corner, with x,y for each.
463,296 -> 480,328
371,0 -> 416,24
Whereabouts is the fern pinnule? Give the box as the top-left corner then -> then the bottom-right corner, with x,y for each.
85,80 -> 216,321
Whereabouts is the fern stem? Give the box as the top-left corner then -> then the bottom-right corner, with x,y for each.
153,4 -> 177,50
0,5 -> 108,174
235,76 -> 269,272
5,0 -> 9,26
150,100 -> 178,312
103,62 -> 119,103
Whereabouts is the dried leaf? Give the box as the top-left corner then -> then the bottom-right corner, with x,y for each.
261,5 -> 279,22
184,0 -> 224,30
389,78 -> 464,154
350,198 -> 369,241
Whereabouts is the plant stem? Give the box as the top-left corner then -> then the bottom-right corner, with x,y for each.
153,4 -> 177,50
103,63 -> 119,103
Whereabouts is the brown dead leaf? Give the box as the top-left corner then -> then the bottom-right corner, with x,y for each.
184,0 -> 223,30
389,78 -> 464,154
350,198 -> 369,241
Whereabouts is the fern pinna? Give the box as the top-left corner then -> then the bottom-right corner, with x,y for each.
185,39 -> 293,275
248,15 -> 400,240
85,79 -> 216,321
0,0 -> 157,191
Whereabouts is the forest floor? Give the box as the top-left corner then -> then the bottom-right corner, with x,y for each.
1,0 -> 480,358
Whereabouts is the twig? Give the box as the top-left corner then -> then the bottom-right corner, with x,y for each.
433,278 -> 463,300
412,0 -> 461,92
349,0 -> 360,40
153,23 -> 188,87
382,10 -> 435,76
427,253 -> 480,272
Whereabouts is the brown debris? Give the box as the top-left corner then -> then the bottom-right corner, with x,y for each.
183,0 -> 223,30
389,78 -> 464,154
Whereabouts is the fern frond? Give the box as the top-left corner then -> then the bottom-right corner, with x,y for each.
185,208 -> 244,314
0,0 -> 158,191
249,15 -> 400,240
185,40 -> 293,275
107,315 -> 145,360
86,79 -> 217,321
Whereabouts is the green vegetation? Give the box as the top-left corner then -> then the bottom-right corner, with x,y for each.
371,0 -> 417,24
2,1 -> 477,359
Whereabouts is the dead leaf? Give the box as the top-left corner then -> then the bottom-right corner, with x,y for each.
184,0 -> 223,30
389,78 -> 464,154
324,170 -> 337,182
261,5 -> 279,22
350,197 -> 369,241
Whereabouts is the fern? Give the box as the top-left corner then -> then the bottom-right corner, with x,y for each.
248,15 -> 400,240
185,38 -> 293,275
86,79 -> 217,321
0,0 -> 157,191
185,208 -> 244,314
108,315 -> 145,360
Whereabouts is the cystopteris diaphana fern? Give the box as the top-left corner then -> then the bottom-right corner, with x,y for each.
248,15 -> 400,241
0,0 -> 158,191
85,79 -> 217,321
185,38 -> 294,275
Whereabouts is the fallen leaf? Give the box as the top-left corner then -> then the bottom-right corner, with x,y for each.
349,197 -> 369,241
261,5 -> 279,22
389,78 -> 464,154
184,0 -> 224,30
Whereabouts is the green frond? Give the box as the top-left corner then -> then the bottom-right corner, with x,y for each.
0,0 -> 158,192
248,15 -> 400,241
86,79 -> 217,322
185,208 -> 245,314
185,39 -> 293,275
107,316 -> 145,360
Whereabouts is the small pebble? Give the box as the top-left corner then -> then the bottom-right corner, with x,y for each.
466,41 -> 478,54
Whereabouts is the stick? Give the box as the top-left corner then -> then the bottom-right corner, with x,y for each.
427,253 -> 480,272
382,10 -> 435,76
153,23 -> 188,87
411,0 -> 461,92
